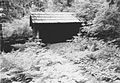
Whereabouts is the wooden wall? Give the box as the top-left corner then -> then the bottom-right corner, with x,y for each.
32,23 -> 81,43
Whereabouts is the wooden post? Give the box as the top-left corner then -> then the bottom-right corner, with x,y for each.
33,26 -> 37,39
0,23 -> 2,54
30,15 -> 37,39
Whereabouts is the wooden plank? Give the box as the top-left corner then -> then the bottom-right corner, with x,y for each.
31,12 -> 80,23
32,20 -> 80,23
32,18 -> 78,20
32,15 -> 75,18
31,12 -> 75,15
31,16 -> 76,20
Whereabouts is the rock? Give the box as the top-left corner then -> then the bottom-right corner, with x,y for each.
100,81 -> 108,83
12,82 -> 21,83
85,77 -> 98,83
113,80 -> 120,83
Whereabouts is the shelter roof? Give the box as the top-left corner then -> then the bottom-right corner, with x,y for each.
30,12 -> 80,23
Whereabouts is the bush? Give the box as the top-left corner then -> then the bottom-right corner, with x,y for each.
89,4 -> 120,41
71,35 -> 120,82
76,0 -> 120,43
2,16 -> 33,43
75,0 -> 105,22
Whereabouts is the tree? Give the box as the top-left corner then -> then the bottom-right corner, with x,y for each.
0,24 -> 2,53
78,0 -> 120,42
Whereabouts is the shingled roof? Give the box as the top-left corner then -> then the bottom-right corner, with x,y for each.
30,12 -> 80,23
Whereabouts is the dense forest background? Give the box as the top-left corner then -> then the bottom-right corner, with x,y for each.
4,0 -> 120,44
1,0 -> 120,83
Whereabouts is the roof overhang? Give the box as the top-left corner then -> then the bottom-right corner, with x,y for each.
30,12 -> 80,23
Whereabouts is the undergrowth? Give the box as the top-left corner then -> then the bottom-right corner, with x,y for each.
1,35 -> 120,83
2,16 -> 32,44
1,0 -> 120,83
71,36 -> 120,82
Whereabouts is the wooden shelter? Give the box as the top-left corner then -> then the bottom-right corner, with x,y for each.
30,12 -> 81,43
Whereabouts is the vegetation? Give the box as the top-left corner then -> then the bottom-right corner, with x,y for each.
77,0 -> 120,42
4,0 -> 120,43
1,36 -> 120,83
1,0 -> 120,83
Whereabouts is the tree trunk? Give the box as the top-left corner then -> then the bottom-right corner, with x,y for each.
0,24 -> 3,54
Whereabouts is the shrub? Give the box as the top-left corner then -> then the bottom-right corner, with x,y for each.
2,16 -> 33,44
89,4 -> 120,41
71,35 -> 120,82
75,0 -> 105,22
76,0 -> 120,43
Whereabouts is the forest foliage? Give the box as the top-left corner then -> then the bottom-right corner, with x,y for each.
5,0 -> 120,43
1,0 -> 120,83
